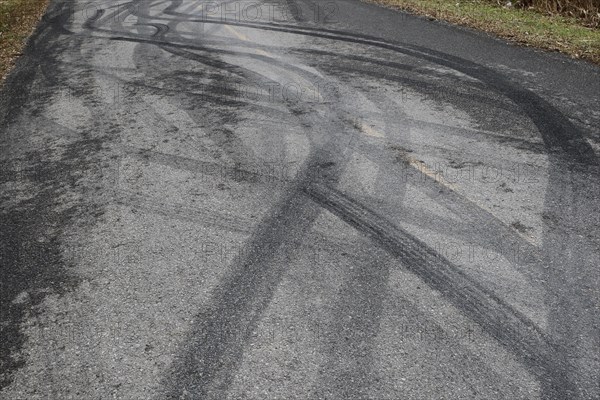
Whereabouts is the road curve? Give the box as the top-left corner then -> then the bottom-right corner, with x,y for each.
1,0 -> 599,399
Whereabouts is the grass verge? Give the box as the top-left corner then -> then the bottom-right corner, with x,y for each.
370,0 -> 600,64
0,0 -> 49,82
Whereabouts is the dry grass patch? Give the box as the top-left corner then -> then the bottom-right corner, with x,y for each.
516,0 -> 599,28
0,0 -> 49,82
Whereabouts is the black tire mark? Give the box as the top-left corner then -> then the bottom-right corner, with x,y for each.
342,131 -> 546,277
109,7 -> 362,398
93,13 -> 549,275
293,47 -> 488,88
89,11 -> 596,165
160,141 -> 351,399
160,188 -> 318,399
81,3 -> 588,164
81,8 -> 598,165
130,12 -> 373,397
127,5 -> 595,397
304,183 -> 571,396
322,62 -> 518,115
68,1 -> 599,397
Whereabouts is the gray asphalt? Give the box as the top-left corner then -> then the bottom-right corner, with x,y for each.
1,0 -> 599,398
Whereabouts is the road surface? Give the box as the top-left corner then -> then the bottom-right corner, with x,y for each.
1,0 -> 599,398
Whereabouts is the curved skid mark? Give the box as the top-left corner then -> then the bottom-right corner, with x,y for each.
304,183 -> 572,396
67,2 -> 598,397
83,8 -> 596,165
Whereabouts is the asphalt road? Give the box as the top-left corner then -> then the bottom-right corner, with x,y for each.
1,0 -> 599,398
